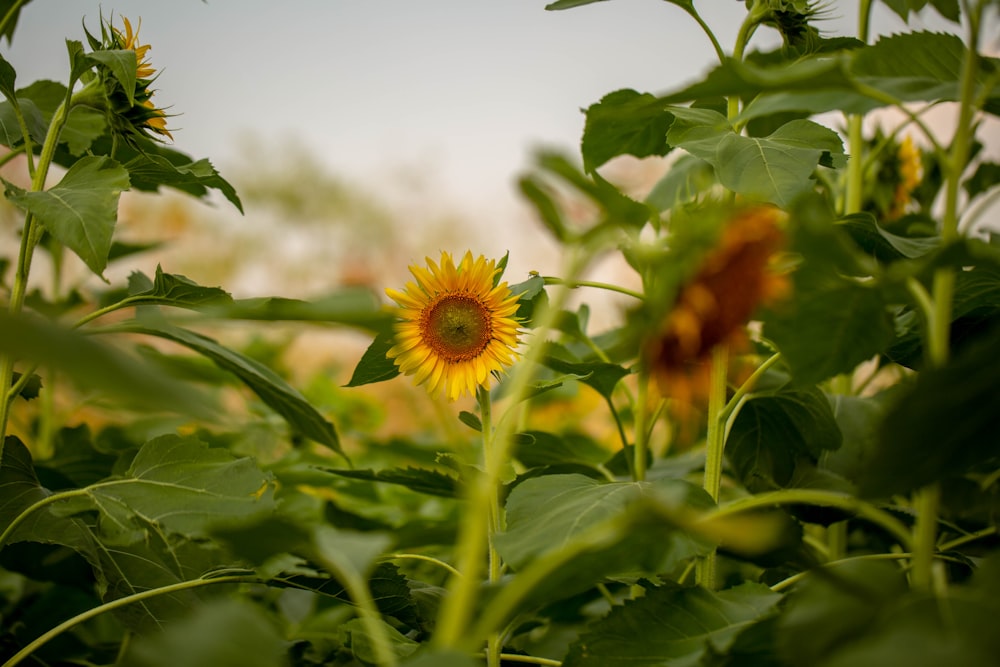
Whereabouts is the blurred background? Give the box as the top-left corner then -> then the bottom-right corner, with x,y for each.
0,1 -> 992,439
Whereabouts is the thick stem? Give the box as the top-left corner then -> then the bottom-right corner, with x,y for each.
696,344 -> 729,590
435,248 -> 592,650
478,385 -> 503,667
0,98 -> 72,451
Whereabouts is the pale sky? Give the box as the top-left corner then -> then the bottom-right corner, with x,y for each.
3,1 -> 944,211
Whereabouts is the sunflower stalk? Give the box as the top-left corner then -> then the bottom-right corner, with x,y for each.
435,247 -> 593,652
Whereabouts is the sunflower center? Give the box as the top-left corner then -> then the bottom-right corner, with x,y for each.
423,294 -> 493,361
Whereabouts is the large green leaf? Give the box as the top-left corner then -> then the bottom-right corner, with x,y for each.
215,290 -> 392,331
764,279 -> 895,385
851,31 -> 972,103
114,323 -> 344,458
51,434 -> 273,541
0,98 -> 45,147
727,386 -> 843,492
4,156 -> 130,277
496,474 -> 713,573
563,582 -> 781,667
665,105 -> 731,162
714,120 -> 844,206
17,79 -> 107,154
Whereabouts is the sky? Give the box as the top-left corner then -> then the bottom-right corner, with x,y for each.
0,1 -> 987,286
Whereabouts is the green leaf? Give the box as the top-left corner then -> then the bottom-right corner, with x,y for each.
519,174 -> 569,242
665,105 -> 731,162
345,617 -> 419,664
0,50 -> 15,100
0,98 -> 45,148
509,274 -> 547,326
60,105 -> 107,156
87,49 -> 137,105
765,279 -> 895,385
346,331 -> 400,387
122,150 -> 243,212
4,156 -> 129,277
120,598 -> 288,667
126,265 -> 233,310
114,323 -> 344,458
51,434 -> 273,540
839,212 -> 938,262
727,386 -> 843,492
214,289 -> 391,331
860,325 -> 1000,497
714,120 -> 844,206
318,466 -> 459,498
458,410 -> 482,431
513,430 -> 612,470
0,312 -> 212,417
581,89 -> 673,172
542,348 -> 630,400
851,31 -> 971,103
645,153 -> 716,211
964,161 -> 1000,201
563,582 -> 781,667
0,3 -> 25,45
496,474 -> 713,573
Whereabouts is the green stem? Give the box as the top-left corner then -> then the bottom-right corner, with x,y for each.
0,96 -> 73,451
710,489 -> 914,552
435,247 -> 593,650
385,553 -> 462,580
493,654 -> 562,667
696,344 -> 729,590
541,276 -> 644,301
2,574 -> 257,667
910,483 -> 940,591
478,384 -> 503,667
633,366 -> 649,482
679,4 -> 726,65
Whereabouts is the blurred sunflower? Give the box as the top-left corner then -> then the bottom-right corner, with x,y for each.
887,135 -> 923,220
386,251 -> 521,401
645,206 -> 788,408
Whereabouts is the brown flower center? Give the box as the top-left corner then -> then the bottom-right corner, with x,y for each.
422,294 -> 493,362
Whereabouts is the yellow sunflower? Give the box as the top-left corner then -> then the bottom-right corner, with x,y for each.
386,251 -> 521,401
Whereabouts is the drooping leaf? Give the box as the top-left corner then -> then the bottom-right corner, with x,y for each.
839,212 -> 938,262
0,312 -> 211,417
317,466 -> 459,498
727,386 -> 843,492
4,156 -> 130,277
0,98 -> 45,148
581,89 -> 673,172
122,150 -> 243,212
346,331 -> 400,387
113,322 -> 344,458
50,434 -> 273,541
214,289 -> 392,331
86,49 -> 137,105
542,347 -> 630,400
563,582 -> 781,667
126,265 -> 233,310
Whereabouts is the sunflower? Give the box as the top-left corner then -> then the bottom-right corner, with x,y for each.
646,206 -> 788,408
386,251 -> 521,401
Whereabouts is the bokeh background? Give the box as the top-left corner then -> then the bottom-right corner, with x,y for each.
1,1 -> 993,437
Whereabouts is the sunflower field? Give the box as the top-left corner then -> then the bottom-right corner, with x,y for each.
2,1 -> 1000,666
